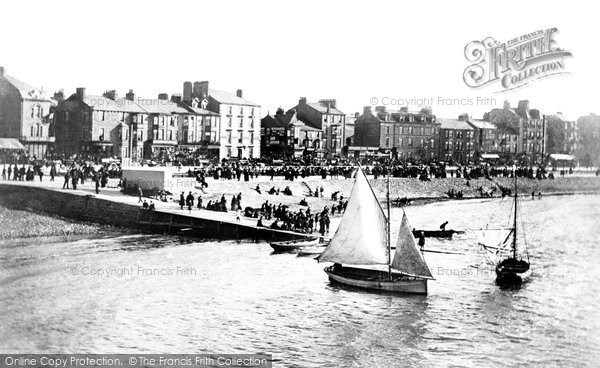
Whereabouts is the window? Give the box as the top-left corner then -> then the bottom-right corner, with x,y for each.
31,126 -> 35,136
99,128 -> 105,141
408,138 -> 413,147
238,131 -> 243,144
251,107 -> 255,116
31,108 -> 35,118
249,147 -> 254,158
250,119 -> 254,128
228,106 -> 233,115
101,111 -> 106,121
385,137 -> 390,147
227,131 -> 232,144
250,132 -> 254,144
228,118 -> 232,128
240,107 -> 243,115
120,112 -> 125,122
239,118 -> 243,128
169,131 -> 173,141
386,126 -> 390,135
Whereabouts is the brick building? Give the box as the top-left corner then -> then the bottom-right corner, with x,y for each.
182,81 -> 260,160
0,66 -> 56,158
544,112 -> 578,155
287,98 -> 345,159
55,88 -> 146,159
353,106 -> 440,161
485,100 -> 546,164
438,115 -> 475,164
260,108 -> 323,159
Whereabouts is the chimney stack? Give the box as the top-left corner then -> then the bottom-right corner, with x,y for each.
503,100 -> 511,110
158,93 -> 169,100
183,81 -> 193,102
53,89 -> 65,103
193,81 -> 209,99
76,87 -> 86,100
299,97 -> 307,105
0,66 -> 4,77
363,106 -> 372,115
236,89 -> 243,98
171,94 -> 182,103
126,89 -> 135,101
103,90 -> 117,100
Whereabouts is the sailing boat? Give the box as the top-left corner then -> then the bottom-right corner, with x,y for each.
477,166 -> 530,285
317,167 -> 434,294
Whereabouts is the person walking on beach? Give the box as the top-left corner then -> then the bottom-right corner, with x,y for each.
71,169 -> 78,190
1,166 -> 5,180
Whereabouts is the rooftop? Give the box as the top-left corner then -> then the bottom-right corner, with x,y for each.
3,74 -> 53,102
438,118 -> 474,130
209,89 -> 259,106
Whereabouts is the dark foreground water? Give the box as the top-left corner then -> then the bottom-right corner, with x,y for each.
1,195 -> 599,367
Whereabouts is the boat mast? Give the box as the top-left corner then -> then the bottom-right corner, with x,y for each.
513,165 -> 518,259
387,167 -> 392,279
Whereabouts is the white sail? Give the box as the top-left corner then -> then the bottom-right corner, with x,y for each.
474,228 -> 513,265
391,212 -> 434,279
317,168 -> 389,265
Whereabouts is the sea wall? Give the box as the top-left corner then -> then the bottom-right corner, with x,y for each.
0,184 -> 298,241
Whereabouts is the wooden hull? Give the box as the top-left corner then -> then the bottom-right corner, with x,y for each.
270,238 -> 319,252
324,266 -> 428,294
412,229 -> 464,238
495,258 -> 531,285
296,246 -> 326,256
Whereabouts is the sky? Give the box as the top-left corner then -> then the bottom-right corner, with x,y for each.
1,0 -> 597,120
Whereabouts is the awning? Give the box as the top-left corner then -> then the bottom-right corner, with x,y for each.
0,138 -> 25,150
481,154 -> 500,159
550,154 -> 574,161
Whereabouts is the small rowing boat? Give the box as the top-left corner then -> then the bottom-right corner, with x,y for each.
270,237 -> 320,252
412,229 -> 465,238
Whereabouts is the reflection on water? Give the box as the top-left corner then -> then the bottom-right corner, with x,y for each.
1,195 -> 599,367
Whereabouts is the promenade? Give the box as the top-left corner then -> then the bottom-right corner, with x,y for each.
1,171 -> 599,241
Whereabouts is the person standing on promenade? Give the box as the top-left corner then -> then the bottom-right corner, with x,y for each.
63,170 -> 70,189
95,174 -> 100,194
186,191 -> 194,212
197,195 -> 202,210
1,166 -> 5,180
50,165 -> 56,181
138,187 -> 143,203
7,165 -> 11,180
418,232 -> 426,251
179,192 -> 185,210
38,168 -> 43,182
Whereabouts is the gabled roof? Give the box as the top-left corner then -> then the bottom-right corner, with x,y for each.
438,118 -> 474,130
296,117 -> 322,130
83,95 -> 147,113
209,89 -> 259,106
261,115 -> 281,128
3,74 -> 53,102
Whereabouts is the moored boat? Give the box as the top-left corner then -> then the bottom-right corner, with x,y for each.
476,166 -> 531,286
270,237 -> 319,252
317,168 -> 434,295
412,229 -> 464,238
